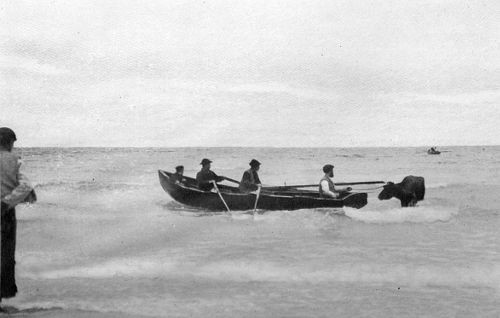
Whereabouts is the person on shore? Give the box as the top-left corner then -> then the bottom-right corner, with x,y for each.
239,159 -> 262,193
319,164 -> 351,198
196,159 -> 225,191
171,165 -> 186,184
0,128 -> 36,305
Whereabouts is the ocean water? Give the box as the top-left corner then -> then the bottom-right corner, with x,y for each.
4,146 -> 500,317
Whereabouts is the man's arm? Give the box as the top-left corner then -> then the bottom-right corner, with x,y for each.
320,180 -> 337,198
212,171 -> 225,183
253,171 -> 261,185
3,161 -> 36,207
198,171 -> 224,184
335,185 -> 352,193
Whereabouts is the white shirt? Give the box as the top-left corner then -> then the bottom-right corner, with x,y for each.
320,178 -> 338,198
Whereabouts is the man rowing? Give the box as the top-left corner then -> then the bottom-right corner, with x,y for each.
239,159 -> 262,193
196,158 -> 226,191
319,164 -> 351,198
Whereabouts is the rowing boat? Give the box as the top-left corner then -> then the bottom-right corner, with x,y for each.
158,170 -> 368,211
427,149 -> 441,155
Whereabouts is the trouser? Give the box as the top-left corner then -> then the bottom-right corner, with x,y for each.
1,202 -> 17,299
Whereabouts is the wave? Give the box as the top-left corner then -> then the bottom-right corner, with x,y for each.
29,258 -> 178,279
26,257 -> 500,292
344,206 -> 458,224
35,181 -> 147,191
198,261 -> 500,291
426,182 -> 449,188
336,154 -> 365,158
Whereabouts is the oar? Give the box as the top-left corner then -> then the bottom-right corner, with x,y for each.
263,181 -> 385,191
223,177 -> 241,185
253,185 -> 262,216
336,181 -> 386,186
211,181 -> 231,215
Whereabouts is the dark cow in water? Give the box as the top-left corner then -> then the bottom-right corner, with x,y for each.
378,176 -> 425,207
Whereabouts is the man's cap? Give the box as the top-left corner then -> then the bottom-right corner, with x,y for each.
249,159 -> 261,167
200,158 -> 212,165
0,127 -> 17,142
323,164 -> 334,173
175,165 -> 184,171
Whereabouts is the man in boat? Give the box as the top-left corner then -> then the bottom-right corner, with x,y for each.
319,164 -> 351,198
196,158 -> 226,191
170,165 -> 186,184
0,128 -> 36,307
239,159 -> 262,193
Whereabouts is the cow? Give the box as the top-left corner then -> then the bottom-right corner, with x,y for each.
378,176 -> 425,207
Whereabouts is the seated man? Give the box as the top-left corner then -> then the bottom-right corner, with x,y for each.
319,164 -> 351,198
239,159 -> 262,193
170,165 -> 186,184
196,158 -> 225,191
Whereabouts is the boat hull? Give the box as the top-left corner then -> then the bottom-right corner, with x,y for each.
158,170 -> 367,211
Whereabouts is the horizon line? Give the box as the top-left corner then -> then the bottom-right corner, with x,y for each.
15,144 -> 500,149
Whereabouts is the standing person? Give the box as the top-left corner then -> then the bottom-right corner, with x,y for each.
0,128 -> 36,306
319,164 -> 351,198
239,159 -> 262,193
196,159 -> 225,191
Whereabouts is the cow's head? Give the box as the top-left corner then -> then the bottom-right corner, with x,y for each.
378,182 -> 396,200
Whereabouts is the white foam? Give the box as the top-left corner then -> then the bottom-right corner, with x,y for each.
426,182 -> 449,188
23,254 -> 500,292
197,260 -> 500,291
344,206 -> 458,224
28,258 -> 177,279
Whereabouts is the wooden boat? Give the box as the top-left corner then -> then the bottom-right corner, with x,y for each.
158,170 -> 368,211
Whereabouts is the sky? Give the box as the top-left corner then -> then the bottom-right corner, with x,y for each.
1,0 -> 499,147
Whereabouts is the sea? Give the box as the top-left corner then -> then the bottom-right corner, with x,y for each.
3,146 -> 499,317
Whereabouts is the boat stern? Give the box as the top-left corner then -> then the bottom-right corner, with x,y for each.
342,192 -> 368,209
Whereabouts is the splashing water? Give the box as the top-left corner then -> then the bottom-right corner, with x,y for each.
345,206 -> 459,224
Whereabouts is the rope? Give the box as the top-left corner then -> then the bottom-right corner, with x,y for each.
351,184 -> 386,191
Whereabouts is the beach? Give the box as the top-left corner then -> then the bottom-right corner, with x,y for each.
2,146 -> 499,317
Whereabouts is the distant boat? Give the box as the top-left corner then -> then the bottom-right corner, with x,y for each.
158,170 -> 368,211
427,148 -> 441,155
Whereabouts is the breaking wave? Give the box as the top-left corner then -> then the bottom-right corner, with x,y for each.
26,257 -> 500,292
35,181 -> 147,191
344,206 -> 458,224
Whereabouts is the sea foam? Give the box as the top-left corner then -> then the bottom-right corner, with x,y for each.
26,257 -> 500,292
344,206 -> 458,224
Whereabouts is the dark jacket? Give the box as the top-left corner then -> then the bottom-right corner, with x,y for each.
196,168 -> 224,191
239,169 -> 261,193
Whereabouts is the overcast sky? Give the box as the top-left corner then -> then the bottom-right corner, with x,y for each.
1,0 -> 499,147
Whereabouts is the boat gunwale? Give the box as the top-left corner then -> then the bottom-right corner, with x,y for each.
159,169 -> 354,202
160,170 -> 304,199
